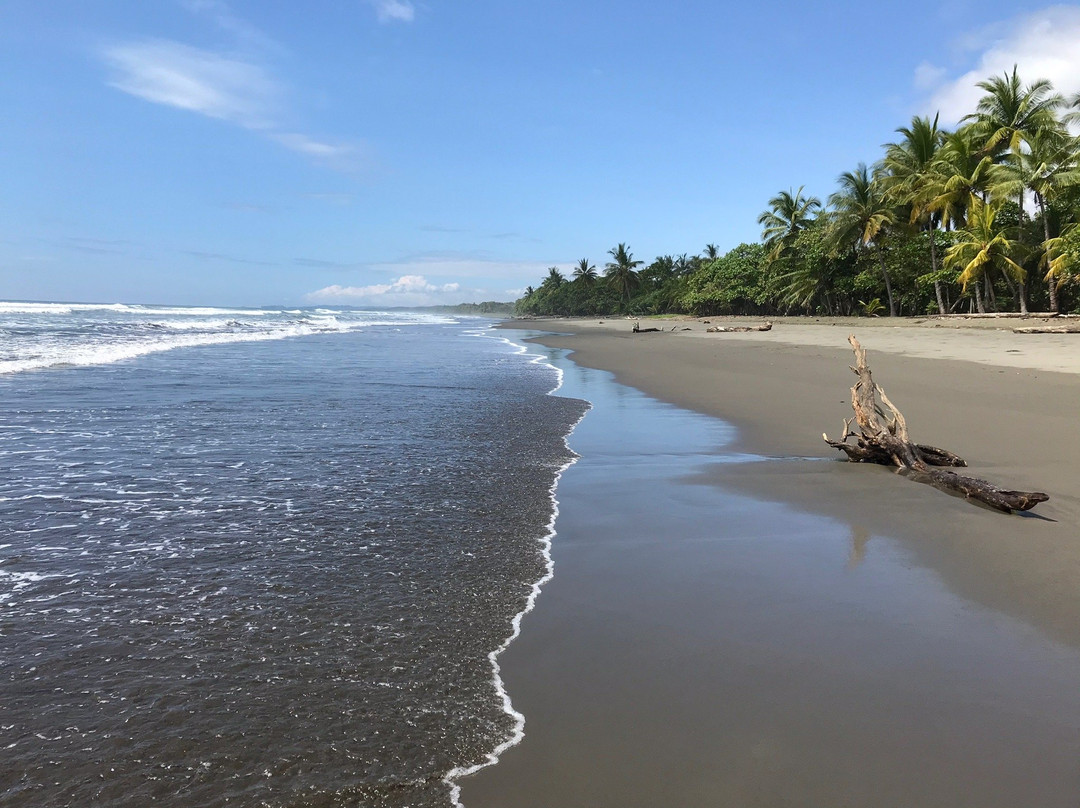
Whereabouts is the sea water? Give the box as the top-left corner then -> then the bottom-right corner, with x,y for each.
0,303 -> 586,807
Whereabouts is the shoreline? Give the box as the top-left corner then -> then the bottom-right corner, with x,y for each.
461,324 -> 1080,806
497,316 -> 1080,650
444,331 -> 590,805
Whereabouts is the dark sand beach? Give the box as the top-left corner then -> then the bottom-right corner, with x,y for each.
462,318 -> 1080,808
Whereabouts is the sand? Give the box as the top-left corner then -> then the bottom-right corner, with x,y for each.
460,316 -> 1080,807
514,316 -> 1080,644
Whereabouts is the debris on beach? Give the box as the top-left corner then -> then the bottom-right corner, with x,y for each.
1013,325 -> 1080,334
705,322 -> 773,333
823,335 -> 1049,514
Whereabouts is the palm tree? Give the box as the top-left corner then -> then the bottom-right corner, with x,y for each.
573,258 -> 598,286
927,126 -> 996,228
992,127 -> 1080,310
703,243 -> 720,260
604,243 -> 643,311
758,187 -> 822,261
966,66 -> 1063,161
883,114 -> 948,313
828,164 -> 900,316
966,66 -> 1063,312
542,267 -> 566,291
673,253 -> 696,276
1043,225 -> 1079,297
944,198 -> 1028,312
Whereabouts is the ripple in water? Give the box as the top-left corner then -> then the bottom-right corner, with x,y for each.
0,321 -> 586,807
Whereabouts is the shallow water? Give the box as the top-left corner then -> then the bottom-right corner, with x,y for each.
0,319 -> 586,807
464,334 -> 1080,808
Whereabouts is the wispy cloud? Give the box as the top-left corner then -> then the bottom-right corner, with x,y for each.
362,252 -> 573,281
181,0 -> 282,53
304,253 -> 568,304
102,3 -> 362,167
104,39 -> 278,128
368,0 -> 416,24
301,192 -> 356,205
294,257 -> 363,269
180,249 -> 275,266
918,6 -> 1080,124
419,224 -> 470,233
62,236 -> 135,255
270,133 -> 358,165
307,275 -> 460,305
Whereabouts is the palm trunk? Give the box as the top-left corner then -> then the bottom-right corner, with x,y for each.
974,279 -> 986,313
1042,198 -> 1059,313
877,247 -> 896,317
1016,189 -> 1028,315
929,225 -> 946,315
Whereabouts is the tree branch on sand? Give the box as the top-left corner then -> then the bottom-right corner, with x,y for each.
823,335 -> 1049,513
706,322 -> 772,333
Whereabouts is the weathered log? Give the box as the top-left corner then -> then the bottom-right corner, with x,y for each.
705,321 -> 773,333
932,312 -> 1060,319
632,321 -> 662,333
823,335 -> 1048,513
1013,325 -> 1080,334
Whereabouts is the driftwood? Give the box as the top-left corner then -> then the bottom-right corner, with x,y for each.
706,321 -> 773,333
631,322 -> 695,333
932,312 -> 1060,319
823,336 -> 1048,513
1013,325 -> 1080,334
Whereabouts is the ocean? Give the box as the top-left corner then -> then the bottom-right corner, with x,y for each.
0,303 -> 587,807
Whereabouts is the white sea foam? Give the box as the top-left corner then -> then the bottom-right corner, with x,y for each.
0,302 -> 278,317
0,302 -> 133,315
0,305 -> 459,374
444,326 -> 591,806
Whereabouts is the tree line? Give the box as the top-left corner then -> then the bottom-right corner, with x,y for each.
517,67 -> 1080,318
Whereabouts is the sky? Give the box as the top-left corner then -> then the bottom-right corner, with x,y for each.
3,1 -> 1080,307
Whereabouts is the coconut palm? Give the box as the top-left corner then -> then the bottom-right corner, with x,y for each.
604,243 -> 643,311
828,164 -> 900,316
673,253 -> 695,276
966,66 -> 1063,311
965,66 -> 1063,160
944,198 -> 1028,312
883,114 -> 948,312
992,127 -> 1080,310
1065,90 -> 1080,128
758,187 -> 822,261
1043,225 -> 1079,296
703,243 -> 720,260
542,267 -> 565,292
572,258 -> 598,286
927,126 -> 996,230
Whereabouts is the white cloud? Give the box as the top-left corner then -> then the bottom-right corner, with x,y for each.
303,255 -> 574,305
104,40 -> 278,128
308,275 -> 462,305
103,38 -> 363,167
369,0 -> 415,23
919,6 -> 1080,124
913,61 -> 947,91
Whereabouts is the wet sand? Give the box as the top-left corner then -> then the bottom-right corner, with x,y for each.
461,318 -> 1080,807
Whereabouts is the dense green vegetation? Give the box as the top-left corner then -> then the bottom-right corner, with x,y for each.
432,301 -> 516,316
517,67 -> 1080,318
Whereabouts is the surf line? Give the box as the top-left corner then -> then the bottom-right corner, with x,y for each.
445,328 -> 591,807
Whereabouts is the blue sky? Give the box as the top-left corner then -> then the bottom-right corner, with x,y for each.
3,1 -> 1080,307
